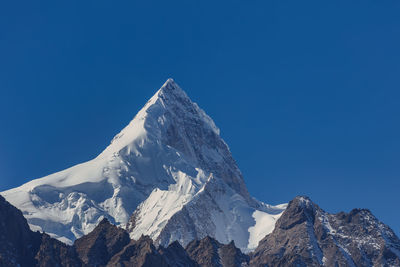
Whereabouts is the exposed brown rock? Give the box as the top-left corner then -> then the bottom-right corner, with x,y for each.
219,241 -> 249,267
158,240 -> 199,267
186,236 -> 222,267
74,218 -> 130,267
0,195 -> 41,267
186,236 -> 249,267
35,233 -> 82,267
250,196 -> 400,267
107,235 -> 168,267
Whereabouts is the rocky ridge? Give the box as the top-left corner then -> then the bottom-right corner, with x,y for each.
1,194 -> 400,267
250,196 -> 400,267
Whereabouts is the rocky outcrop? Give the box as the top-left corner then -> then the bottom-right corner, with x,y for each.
158,241 -> 198,267
219,240 -> 250,267
74,218 -> 130,266
107,235 -> 168,267
250,196 -> 400,267
186,236 -> 249,267
1,193 -> 400,266
0,195 -> 41,267
35,234 -> 82,267
73,219 -> 198,267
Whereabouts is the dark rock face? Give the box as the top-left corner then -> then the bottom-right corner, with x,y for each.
103,234 -> 198,267
158,241 -> 199,267
186,236 -> 249,267
74,219 -> 198,267
250,196 -> 400,267
74,218 -> 130,266
186,236 -> 222,267
107,235 -> 168,267
35,234 -> 82,267
0,195 -> 41,267
219,241 -> 250,267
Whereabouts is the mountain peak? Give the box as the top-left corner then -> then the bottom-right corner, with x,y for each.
251,196 -> 400,266
159,78 -> 180,94
161,78 -> 178,90
100,78 -> 220,158
152,78 -> 190,107
1,79 -> 282,251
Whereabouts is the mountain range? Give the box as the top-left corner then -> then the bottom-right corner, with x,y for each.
1,79 -> 399,266
1,194 -> 400,266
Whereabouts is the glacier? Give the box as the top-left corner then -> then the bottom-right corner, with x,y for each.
1,78 -> 286,251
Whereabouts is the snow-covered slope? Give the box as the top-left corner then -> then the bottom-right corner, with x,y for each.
1,79 -> 285,251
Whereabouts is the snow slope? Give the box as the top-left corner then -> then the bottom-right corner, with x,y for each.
1,79 -> 285,251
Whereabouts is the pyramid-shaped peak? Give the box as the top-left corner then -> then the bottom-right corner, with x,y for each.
99,78 -> 220,157
162,78 -> 177,87
144,79 -> 220,135
157,78 -> 189,101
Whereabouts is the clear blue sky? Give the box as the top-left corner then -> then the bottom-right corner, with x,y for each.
1,1 -> 399,235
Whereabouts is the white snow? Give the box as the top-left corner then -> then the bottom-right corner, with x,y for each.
247,210 -> 283,250
130,168 -> 200,240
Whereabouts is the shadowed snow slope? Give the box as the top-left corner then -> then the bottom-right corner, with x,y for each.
1,79 -> 285,251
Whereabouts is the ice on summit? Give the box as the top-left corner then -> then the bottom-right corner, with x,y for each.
1,78 -> 285,251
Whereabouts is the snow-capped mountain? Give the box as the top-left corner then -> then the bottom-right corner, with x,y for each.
1,79 -> 285,251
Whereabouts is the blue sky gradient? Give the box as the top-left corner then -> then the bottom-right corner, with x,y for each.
1,1 -> 399,234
